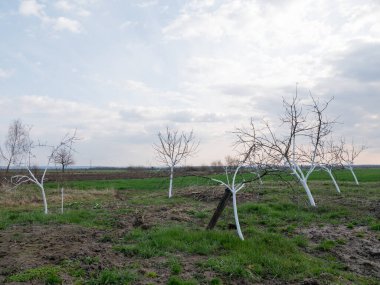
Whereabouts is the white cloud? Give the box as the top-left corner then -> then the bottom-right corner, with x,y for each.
19,0 -> 44,17
119,106 -> 242,124
54,0 -> 73,11
19,0 -> 83,33
5,0 -> 380,165
136,0 -> 158,8
77,9 -> 91,17
119,21 -> 137,31
0,68 -> 14,79
53,17 -> 81,33
54,1 -> 91,17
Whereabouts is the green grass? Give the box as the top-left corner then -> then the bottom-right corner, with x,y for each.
114,225 -> 362,282
316,239 -> 338,251
167,276 -> 198,285
1,168 -> 379,284
42,168 -> 380,191
6,265 -> 62,284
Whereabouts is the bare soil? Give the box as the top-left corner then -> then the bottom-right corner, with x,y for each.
0,223 -> 218,285
298,225 -> 380,279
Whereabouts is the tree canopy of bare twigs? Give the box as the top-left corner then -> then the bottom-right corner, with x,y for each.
339,138 -> 366,185
54,146 -> 75,173
11,131 -> 78,214
153,127 -> 199,198
235,88 -> 335,207
1,119 -> 31,174
317,137 -> 345,193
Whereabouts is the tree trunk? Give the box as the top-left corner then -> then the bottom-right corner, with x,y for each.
5,159 -> 12,174
300,179 -> 316,207
62,164 -> 65,173
232,191 -> 244,240
326,169 -> 340,193
207,188 -> 231,230
348,166 -> 359,185
168,166 -> 174,198
39,185 -> 48,214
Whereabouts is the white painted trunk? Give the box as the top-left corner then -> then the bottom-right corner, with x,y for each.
168,166 -> 174,198
61,187 -> 64,214
300,179 -> 316,207
39,185 -> 48,214
326,170 -> 340,193
232,192 -> 244,240
348,167 -> 359,185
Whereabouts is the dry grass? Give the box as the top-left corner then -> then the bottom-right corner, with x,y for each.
0,184 -> 116,208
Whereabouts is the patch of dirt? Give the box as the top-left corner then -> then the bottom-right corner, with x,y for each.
0,224 -> 124,283
0,223 -> 219,284
178,186 -> 262,203
116,203 -> 202,231
297,225 -> 380,279
179,186 -> 225,202
316,194 -> 380,218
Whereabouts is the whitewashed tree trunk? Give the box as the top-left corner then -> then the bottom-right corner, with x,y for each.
232,191 -> 244,240
347,165 -> 359,185
300,179 -> 316,207
291,163 -> 317,207
38,184 -> 48,214
212,165 -> 246,240
325,169 -> 340,193
168,166 -> 174,198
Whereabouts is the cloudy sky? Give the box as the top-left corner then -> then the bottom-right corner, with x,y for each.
0,0 -> 379,166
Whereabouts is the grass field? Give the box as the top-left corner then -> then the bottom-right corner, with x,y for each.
0,168 -> 379,284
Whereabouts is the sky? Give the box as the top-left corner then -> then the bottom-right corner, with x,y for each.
0,0 -> 379,167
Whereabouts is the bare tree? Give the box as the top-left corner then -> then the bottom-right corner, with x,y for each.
11,132 -> 78,214
210,160 -> 223,167
209,130 -> 261,240
236,89 -> 334,207
54,147 -> 75,172
211,163 -> 246,240
235,120 -> 268,185
317,138 -> 343,193
1,119 -> 31,174
153,127 -> 199,198
340,138 -> 365,185
224,155 -> 240,168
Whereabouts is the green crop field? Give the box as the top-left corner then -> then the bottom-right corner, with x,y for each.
0,168 -> 379,284
42,167 -> 380,190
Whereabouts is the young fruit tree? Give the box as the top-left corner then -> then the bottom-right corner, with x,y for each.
11,132 -> 78,214
340,138 -> 365,185
153,127 -> 199,198
211,164 -> 246,240
236,91 -> 334,207
317,138 -> 343,193
0,119 -> 31,174
209,128 -> 265,240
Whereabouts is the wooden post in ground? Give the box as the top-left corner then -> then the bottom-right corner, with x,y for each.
206,188 -> 232,230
